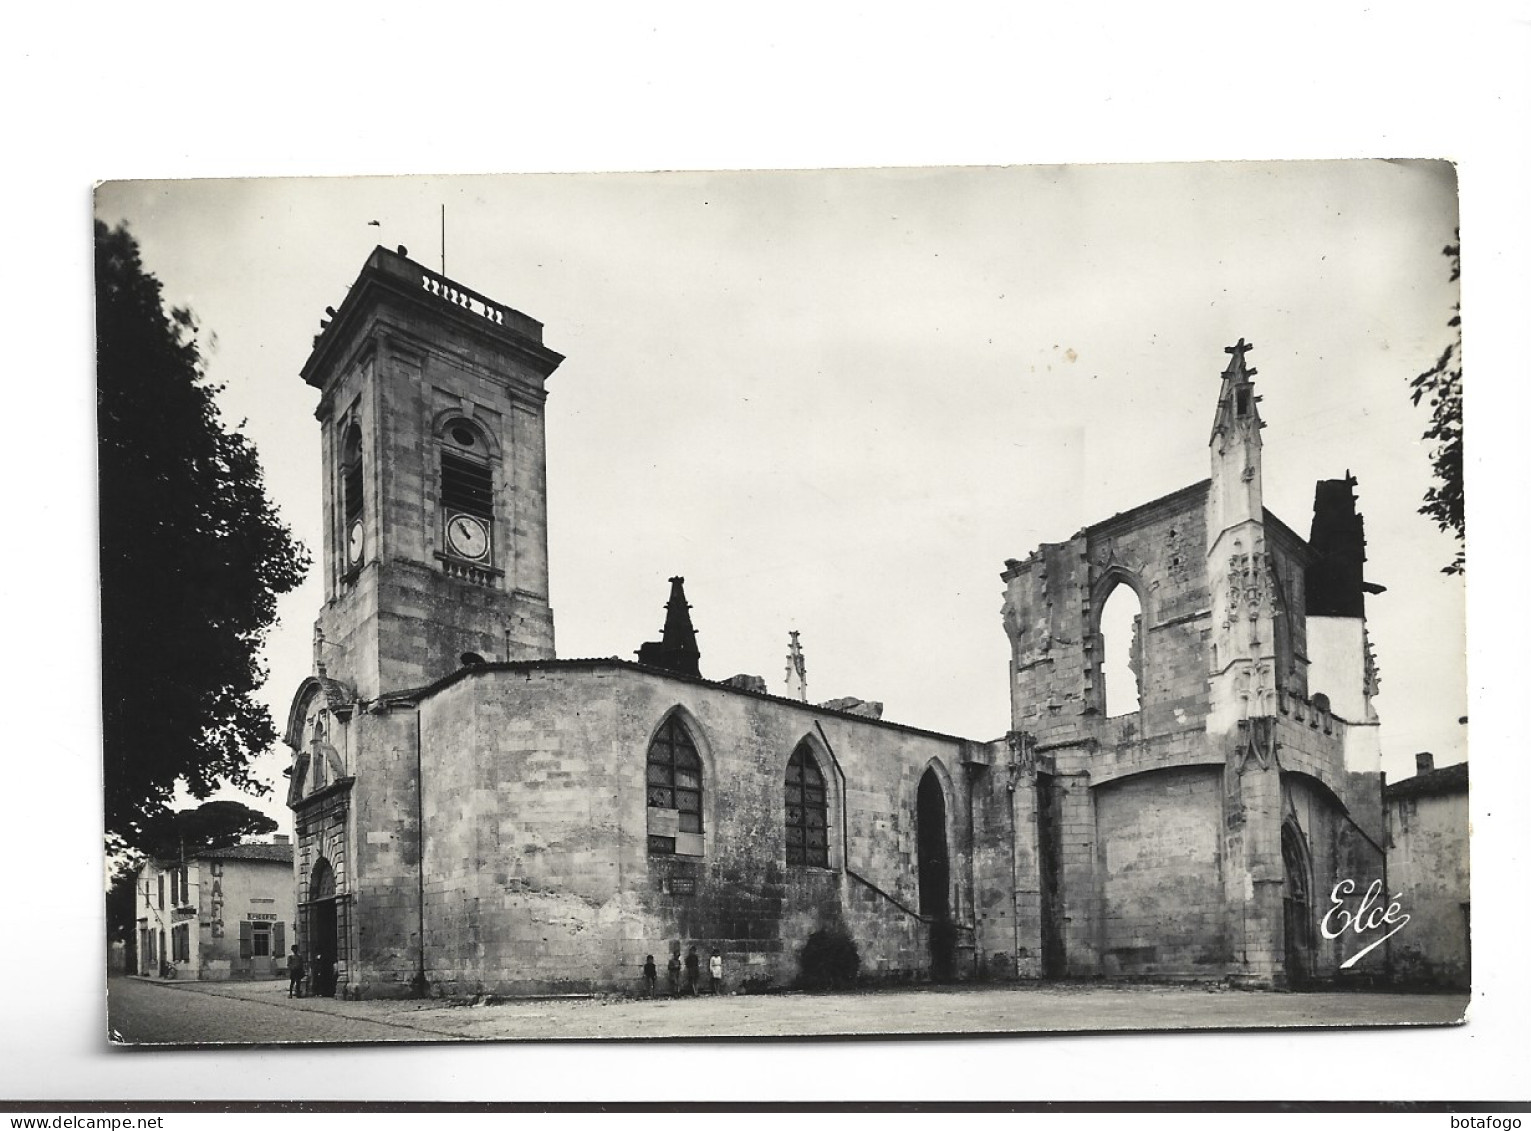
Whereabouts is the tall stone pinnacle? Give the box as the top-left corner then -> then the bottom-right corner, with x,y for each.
636,576 -> 701,678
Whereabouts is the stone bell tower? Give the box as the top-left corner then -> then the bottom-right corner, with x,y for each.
301,246 -> 563,700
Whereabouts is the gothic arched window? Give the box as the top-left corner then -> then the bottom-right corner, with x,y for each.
785,741 -> 829,867
1099,581 -> 1144,717
646,716 -> 703,855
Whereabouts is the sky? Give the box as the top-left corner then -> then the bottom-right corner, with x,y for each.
96,160 -> 1464,832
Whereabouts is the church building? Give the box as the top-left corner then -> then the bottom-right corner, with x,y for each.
284,247 -> 1388,998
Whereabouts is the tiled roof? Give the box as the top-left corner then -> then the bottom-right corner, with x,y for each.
197,843 -> 294,863
1385,761 -> 1468,801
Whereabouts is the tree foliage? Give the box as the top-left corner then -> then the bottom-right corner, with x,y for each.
136,800 -> 280,860
1410,230 -> 1464,574
97,222 -> 308,850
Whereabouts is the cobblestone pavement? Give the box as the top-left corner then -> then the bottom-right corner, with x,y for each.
107,975 -> 1468,1047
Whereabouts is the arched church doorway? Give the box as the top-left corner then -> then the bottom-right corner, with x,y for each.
917,768 -> 954,980
306,857 -> 339,997
1281,823 -> 1314,988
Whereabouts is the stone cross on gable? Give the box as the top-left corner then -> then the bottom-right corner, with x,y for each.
1224,337 -> 1258,378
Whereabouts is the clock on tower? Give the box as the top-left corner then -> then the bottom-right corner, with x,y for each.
299,246 -> 564,699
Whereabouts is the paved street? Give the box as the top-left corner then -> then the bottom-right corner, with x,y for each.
106,974 -> 1468,1046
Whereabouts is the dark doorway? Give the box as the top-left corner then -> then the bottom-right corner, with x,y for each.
1035,772 -> 1066,979
1281,823 -> 1314,988
307,857 -> 340,998
917,768 -> 954,980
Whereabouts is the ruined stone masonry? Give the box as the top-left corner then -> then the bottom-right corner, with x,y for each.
285,253 -> 1393,997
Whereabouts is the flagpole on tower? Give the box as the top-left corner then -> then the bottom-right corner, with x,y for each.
440,204 -> 446,276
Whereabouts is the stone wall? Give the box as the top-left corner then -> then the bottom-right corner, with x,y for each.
1003,483 -> 1213,751
1002,470 -> 1384,987
413,662 -> 976,996
1087,485 -> 1214,737
1387,786 -> 1470,987
347,702 -> 426,997
1095,765 -> 1229,976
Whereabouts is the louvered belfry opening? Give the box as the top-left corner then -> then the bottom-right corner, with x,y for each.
441,451 -> 493,518
342,424 -> 363,525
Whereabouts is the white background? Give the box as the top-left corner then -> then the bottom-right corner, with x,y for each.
5,0 -> 1528,1106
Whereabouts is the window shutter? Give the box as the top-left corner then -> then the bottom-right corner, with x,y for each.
157,873 -> 165,910
273,922 -> 285,958
239,920 -> 252,959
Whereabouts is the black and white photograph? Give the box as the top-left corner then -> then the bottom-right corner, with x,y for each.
96,161 -> 1469,1044
7,2 -> 1529,1113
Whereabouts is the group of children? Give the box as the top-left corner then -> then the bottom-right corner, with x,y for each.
642,946 -> 725,997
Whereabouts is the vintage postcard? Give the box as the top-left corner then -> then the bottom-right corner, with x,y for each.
96,162 -> 1468,1046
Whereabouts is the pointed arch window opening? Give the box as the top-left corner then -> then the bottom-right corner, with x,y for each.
785,742 -> 829,868
1100,582 -> 1144,717
646,716 -> 703,855
916,768 -> 951,921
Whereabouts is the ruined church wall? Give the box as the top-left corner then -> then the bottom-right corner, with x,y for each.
1005,540 -> 1092,743
1005,483 -> 1213,750
416,665 -> 971,995
967,755 -> 1044,979
1085,487 -> 1212,739
1093,765 -> 1230,976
